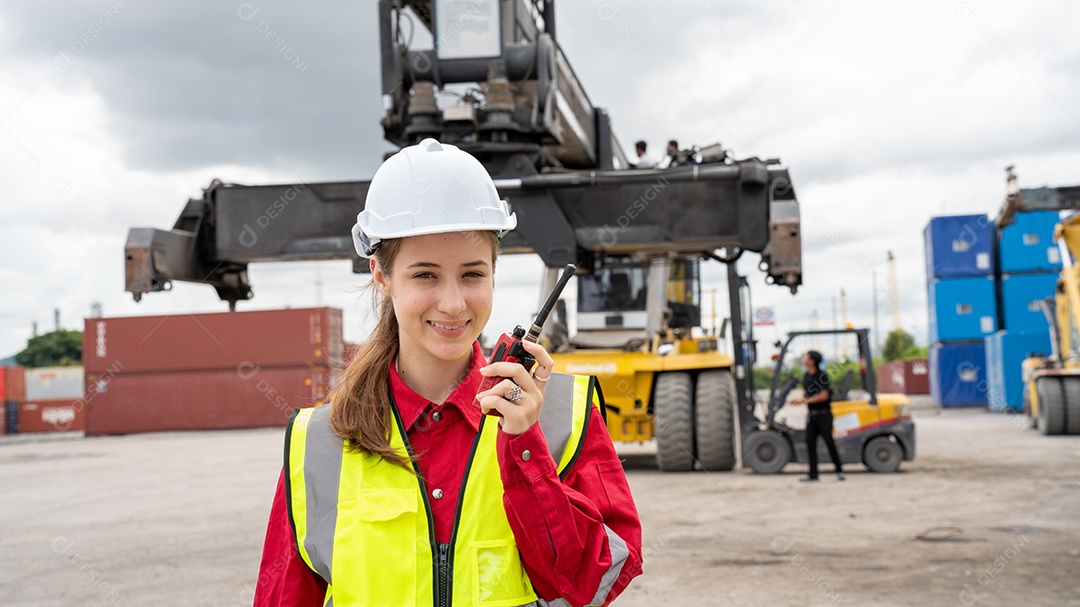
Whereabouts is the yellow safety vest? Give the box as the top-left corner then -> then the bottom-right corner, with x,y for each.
286,373 -> 598,607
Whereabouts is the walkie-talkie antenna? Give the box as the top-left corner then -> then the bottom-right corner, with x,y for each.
525,264 -> 576,342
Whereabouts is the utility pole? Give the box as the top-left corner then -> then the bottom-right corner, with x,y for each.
709,287 -> 718,336
54,308 -> 60,331
811,309 -> 820,350
887,250 -> 902,332
832,296 -> 839,361
871,264 -> 880,351
315,262 -> 324,306
841,289 -> 851,359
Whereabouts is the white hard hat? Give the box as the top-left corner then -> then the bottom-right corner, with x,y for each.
352,138 -> 517,258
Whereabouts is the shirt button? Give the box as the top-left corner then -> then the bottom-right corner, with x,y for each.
432,488 -> 444,500
521,450 -> 531,462
431,410 -> 443,422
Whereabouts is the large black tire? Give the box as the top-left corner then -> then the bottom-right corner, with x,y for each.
1064,377 -> 1080,436
743,430 -> 791,474
1037,377 -> 1066,436
863,435 -> 903,473
694,370 -> 737,471
654,372 -> 695,471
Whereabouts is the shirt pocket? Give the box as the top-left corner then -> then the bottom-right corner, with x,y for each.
470,538 -> 537,606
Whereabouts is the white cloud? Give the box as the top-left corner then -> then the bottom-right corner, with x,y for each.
2,0 -> 1078,364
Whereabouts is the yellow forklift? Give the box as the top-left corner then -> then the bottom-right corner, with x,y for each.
742,328 -> 915,474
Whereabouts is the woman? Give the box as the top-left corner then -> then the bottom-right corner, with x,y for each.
254,139 -> 643,606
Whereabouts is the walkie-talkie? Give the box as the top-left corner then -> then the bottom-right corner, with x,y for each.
476,264 -> 577,415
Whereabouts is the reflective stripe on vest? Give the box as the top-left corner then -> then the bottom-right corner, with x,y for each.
285,372 -> 595,607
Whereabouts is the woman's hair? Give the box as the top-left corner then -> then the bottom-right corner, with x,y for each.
329,231 -> 501,467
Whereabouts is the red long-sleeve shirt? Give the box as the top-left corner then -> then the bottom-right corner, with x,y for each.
254,342 -> 643,606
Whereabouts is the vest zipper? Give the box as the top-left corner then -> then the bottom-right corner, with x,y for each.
441,416 -> 488,607
389,398 -> 441,606
437,542 -> 450,607
391,396 -> 488,607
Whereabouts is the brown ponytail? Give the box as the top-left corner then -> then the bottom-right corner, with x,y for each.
329,238 -> 410,466
329,232 -> 500,468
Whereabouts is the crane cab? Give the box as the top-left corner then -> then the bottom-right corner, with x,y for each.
548,255 -> 736,471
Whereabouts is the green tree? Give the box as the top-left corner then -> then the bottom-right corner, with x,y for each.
752,365 -> 776,390
15,330 -> 82,367
882,329 -> 916,362
901,343 -> 929,360
826,359 -> 864,391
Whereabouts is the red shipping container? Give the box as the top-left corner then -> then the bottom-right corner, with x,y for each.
84,365 -> 329,436
82,308 -> 343,374
877,359 -> 931,395
3,366 -> 26,402
17,399 -> 86,433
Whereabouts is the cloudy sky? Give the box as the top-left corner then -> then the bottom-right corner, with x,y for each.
1,0 -> 1078,362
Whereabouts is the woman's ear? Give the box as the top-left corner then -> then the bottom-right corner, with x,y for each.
371,258 -> 391,297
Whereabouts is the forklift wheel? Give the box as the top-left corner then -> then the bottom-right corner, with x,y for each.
863,436 -> 903,473
1037,377 -> 1066,436
743,431 -> 791,474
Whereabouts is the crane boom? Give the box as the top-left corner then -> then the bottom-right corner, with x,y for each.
124,1 -> 804,308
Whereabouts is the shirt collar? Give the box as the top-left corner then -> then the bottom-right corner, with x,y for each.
389,341 -> 487,432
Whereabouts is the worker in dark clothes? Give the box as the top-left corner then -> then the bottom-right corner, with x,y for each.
790,350 -> 845,482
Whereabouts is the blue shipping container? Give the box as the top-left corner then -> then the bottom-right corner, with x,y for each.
999,211 -> 1063,273
1000,273 -> 1057,334
928,276 -> 998,342
924,215 -> 996,279
984,331 -> 1052,412
930,342 -> 988,407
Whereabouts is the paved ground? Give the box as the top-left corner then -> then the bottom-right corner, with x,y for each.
1,402 -> 1079,606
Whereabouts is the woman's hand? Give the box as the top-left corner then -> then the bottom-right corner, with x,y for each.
476,340 -> 555,435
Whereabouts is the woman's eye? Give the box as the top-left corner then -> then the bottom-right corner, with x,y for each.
413,272 -> 435,279
465,272 -> 486,279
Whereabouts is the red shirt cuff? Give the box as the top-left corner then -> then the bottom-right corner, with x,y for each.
497,421 -> 557,483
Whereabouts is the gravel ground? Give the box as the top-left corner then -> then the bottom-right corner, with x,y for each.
1,400 -> 1078,606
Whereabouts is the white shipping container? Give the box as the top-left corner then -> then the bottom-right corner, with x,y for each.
24,366 -> 84,400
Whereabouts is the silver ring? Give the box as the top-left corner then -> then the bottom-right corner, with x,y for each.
506,385 -> 525,403
533,373 -> 550,383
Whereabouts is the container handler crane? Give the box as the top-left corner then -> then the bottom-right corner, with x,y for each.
999,180 -> 1080,435
124,0 -> 805,471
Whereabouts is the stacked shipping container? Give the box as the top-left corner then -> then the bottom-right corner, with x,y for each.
924,210 -> 1061,410
924,215 -> 997,407
984,210 -> 1060,411
82,307 -> 342,435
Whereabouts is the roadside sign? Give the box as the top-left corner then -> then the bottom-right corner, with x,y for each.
753,306 -> 775,326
